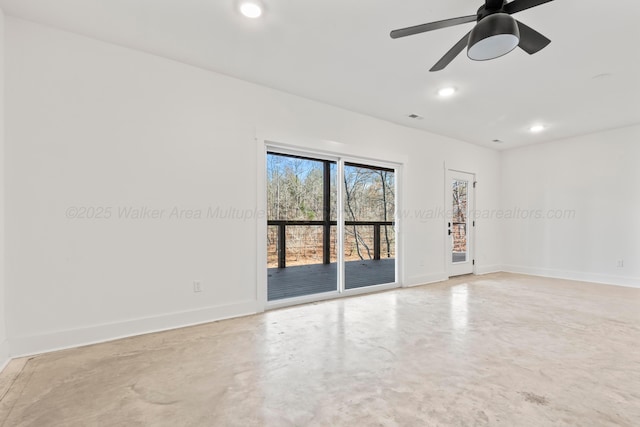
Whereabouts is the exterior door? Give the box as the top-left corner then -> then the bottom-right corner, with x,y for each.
446,170 -> 475,277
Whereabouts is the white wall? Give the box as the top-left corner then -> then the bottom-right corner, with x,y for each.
0,8 -> 8,368
4,17 -> 502,356
501,125 -> 640,287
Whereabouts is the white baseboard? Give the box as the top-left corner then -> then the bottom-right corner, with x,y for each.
404,272 -> 448,288
0,340 -> 10,373
10,300 -> 260,358
502,265 -> 640,289
10,266 -> 636,360
475,264 -> 504,275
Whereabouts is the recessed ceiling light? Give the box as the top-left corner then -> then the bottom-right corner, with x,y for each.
438,87 -> 456,97
239,1 -> 263,18
529,124 -> 545,133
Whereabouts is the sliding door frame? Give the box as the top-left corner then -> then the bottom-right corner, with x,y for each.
257,140 -> 403,311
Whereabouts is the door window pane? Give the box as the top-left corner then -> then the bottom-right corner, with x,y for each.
343,164 -> 396,289
451,179 -> 468,263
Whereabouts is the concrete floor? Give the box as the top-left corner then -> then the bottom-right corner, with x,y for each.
1,272 -> 639,426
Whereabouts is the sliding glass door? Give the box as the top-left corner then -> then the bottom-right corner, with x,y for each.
266,151 -> 397,303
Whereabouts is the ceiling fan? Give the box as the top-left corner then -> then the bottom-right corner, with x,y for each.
390,0 -> 555,71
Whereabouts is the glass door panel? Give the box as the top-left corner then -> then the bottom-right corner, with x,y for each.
343,163 -> 396,289
267,153 -> 337,301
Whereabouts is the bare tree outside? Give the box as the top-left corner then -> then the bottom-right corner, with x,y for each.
267,154 -> 395,268
343,165 -> 395,261
267,154 -> 329,267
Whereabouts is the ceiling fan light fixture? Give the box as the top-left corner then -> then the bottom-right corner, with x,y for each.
467,13 -> 520,61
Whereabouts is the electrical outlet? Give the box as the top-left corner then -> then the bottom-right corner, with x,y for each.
193,281 -> 202,293
617,260 -> 624,269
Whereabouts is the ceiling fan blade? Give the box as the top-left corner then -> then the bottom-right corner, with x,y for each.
429,31 -> 471,72
390,15 -> 476,39
504,0 -> 554,15
516,21 -> 551,54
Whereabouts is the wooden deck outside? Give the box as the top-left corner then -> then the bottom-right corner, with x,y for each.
268,258 -> 395,301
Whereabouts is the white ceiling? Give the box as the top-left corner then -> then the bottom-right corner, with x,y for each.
1,0 -> 639,150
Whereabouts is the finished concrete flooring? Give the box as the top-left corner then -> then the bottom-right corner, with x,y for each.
1,273 -> 639,426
